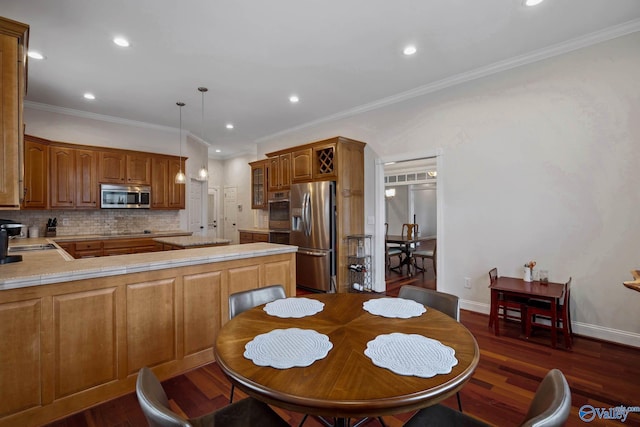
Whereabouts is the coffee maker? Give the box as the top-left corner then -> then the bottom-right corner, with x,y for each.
0,219 -> 24,264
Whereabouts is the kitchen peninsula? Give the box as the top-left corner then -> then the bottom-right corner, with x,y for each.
0,240 -> 296,427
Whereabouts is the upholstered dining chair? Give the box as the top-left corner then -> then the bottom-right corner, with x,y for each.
397,285 -> 462,411
487,267 -> 528,330
385,223 -> 403,270
135,366 -> 289,427
525,277 -> 573,349
403,368 -> 571,427
412,241 -> 436,277
228,284 -> 286,402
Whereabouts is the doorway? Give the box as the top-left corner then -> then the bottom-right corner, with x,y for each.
375,154 -> 442,292
223,186 -> 238,243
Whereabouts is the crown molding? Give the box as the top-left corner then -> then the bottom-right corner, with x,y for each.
257,19 -> 640,143
25,101 -> 177,134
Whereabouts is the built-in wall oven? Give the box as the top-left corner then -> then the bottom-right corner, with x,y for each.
268,190 -> 290,244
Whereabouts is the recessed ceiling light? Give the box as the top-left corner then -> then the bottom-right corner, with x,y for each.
226,123 -> 234,129
27,50 -> 44,60
403,45 -> 417,56
524,0 -> 544,6
289,95 -> 299,103
215,149 -> 221,153
83,93 -> 96,100
113,37 -> 130,47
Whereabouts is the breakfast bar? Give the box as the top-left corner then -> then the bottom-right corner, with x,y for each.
0,241 -> 296,427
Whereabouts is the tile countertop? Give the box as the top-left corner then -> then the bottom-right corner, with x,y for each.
153,236 -> 232,247
0,242 -> 298,291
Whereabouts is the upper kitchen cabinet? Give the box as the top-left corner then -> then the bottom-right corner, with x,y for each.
291,148 -> 313,182
98,150 -> 151,185
269,138 -> 339,184
50,145 -> 76,208
126,153 -> 151,185
249,159 -> 268,209
23,136 -> 48,209
0,17 -> 28,210
98,151 -> 126,183
268,153 -> 291,191
75,149 -> 98,208
151,155 -> 185,209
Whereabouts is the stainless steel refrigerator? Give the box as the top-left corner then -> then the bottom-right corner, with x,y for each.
290,181 -> 336,292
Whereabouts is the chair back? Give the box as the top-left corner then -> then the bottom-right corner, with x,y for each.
398,285 -> 459,321
229,285 -> 286,319
136,367 -> 191,427
401,223 -> 419,239
562,277 -> 572,307
520,369 -> 571,427
489,268 -> 498,284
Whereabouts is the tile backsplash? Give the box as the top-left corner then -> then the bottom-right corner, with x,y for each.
1,210 -> 181,237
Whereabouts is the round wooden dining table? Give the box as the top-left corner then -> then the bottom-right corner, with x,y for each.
214,293 -> 479,425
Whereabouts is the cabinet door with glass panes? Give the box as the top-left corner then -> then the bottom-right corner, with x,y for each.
249,159 -> 268,209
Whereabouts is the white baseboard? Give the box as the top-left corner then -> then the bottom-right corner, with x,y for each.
459,299 -> 640,348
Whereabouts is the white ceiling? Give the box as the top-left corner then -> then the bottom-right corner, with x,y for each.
2,0 -> 640,158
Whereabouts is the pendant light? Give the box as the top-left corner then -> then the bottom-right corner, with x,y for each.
175,101 -> 186,184
197,87 -> 209,180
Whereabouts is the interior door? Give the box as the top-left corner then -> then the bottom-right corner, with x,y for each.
207,187 -> 219,237
224,186 -> 237,243
189,179 -> 205,235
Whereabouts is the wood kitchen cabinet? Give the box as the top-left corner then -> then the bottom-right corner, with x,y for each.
268,153 -> 291,191
75,149 -> 98,208
0,18 -> 28,210
152,155 -> 186,209
49,145 -> 98,209
23,137 -> 48,209
98,150 -> 126,183
99,151 -> 151,185
291,147 -> 313,182
239,231 -> 269,244
22,135 -> 186,210
49,146 -> 76,208
0,250 -> 295,427
126,153 -> 151,185
249,159 -> 268,209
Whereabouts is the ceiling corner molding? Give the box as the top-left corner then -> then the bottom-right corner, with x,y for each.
257,18 -> 640,143
25,101 -> 177,133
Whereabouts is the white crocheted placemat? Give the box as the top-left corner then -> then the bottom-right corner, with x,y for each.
363,297 -> 426,318
263,297 -> 325,318
364,333 -> 458,378
244,328 -> 333,369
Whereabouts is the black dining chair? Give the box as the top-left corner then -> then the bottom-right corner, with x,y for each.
227,284 -> 286,402
135,366 -> 289,427
397,285 -> 462,411
403,368 -> 571,427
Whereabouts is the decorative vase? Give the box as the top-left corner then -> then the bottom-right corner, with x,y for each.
524,267 -> 533,282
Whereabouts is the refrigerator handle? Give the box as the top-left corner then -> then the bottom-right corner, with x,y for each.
303,192 -> 312,236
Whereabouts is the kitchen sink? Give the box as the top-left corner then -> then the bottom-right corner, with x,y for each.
9,243 -> 57,252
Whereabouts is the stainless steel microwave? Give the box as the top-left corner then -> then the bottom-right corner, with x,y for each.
100,184 -> 151,208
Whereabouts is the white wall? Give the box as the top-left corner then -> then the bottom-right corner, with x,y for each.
257,32 -> 640,346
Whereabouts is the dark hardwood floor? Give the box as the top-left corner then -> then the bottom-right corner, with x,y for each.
44,264 -> 640,427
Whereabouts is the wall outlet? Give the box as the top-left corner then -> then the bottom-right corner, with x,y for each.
62,218 -> 69,226
464,277 -> 471,289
